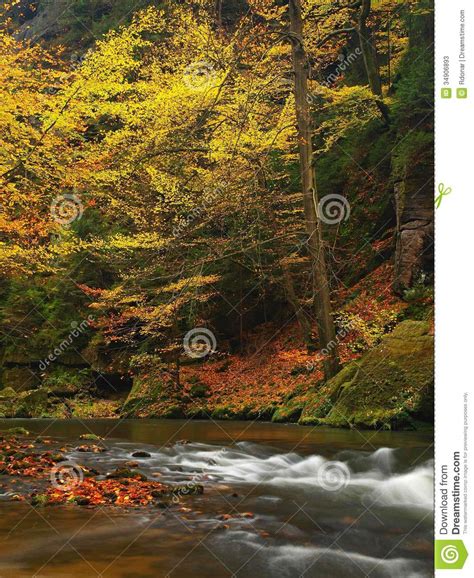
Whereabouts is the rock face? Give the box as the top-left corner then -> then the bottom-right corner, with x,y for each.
393,159 -> 434,293
0,367 -> 40,392
392,7 -> 434,294
299,320 -> 433,429
16,0 -> 71,41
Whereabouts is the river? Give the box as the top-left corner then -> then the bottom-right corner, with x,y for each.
0,419 -> 433,577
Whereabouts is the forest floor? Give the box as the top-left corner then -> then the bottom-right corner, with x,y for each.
1,264 -> 433,429
121,264 -> 433,428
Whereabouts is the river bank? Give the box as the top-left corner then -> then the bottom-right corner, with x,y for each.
1,317 -> 434,431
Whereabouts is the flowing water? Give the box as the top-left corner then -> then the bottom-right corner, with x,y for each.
0,419 -> 433,577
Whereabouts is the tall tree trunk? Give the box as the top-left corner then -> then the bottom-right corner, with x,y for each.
357,0 -> 389,121
288,0 -> 340,379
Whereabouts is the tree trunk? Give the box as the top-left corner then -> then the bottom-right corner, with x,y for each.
288,0 -> 340,379
357,0 -> 390,121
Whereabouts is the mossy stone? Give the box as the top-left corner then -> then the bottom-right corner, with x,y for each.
272,403 -> 303,423
300,320 -> 433,430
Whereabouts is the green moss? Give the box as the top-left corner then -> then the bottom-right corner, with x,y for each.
22,389 -> 49,416
388,319 -> 430,339
31,494 -> 50,507
211,406 -> 236,420
159,405 -> 185,419
7,427 -> 30,436
188,383 -> 209,398
0,387 -> 16,399
185,406 -> 208,419
106,467 -> 147,481
121,396 -> 155,416
42,368 -> 92,396
79,433 -> 103,441
300,320 -> 433,430
272,403 -> 303,423
298,416 -> 322,426
1,367 -> 40,392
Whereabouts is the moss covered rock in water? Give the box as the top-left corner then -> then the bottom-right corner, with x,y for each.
7,427 -> 31,436
300,320 -> 433,429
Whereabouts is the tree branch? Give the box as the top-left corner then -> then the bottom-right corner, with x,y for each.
316,27 -> 355,49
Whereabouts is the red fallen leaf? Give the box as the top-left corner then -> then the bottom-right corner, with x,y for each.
76,444 -> 107,453
217,513 -> 233,521
37,476 -> 172,508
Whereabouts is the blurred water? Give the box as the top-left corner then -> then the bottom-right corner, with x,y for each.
0,419 -> 434,577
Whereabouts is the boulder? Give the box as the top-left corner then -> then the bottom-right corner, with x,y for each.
300,320 -> 433,429
0,388 -> 49,418
21,389 -> 49,416
0,387 -> 16,399
131,451 -> 151,458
